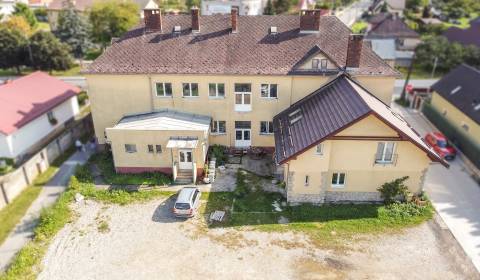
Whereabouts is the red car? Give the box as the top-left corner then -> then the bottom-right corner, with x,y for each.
425,132 -> 457,161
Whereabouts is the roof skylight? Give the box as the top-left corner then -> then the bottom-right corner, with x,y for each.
450,86 -> 462,95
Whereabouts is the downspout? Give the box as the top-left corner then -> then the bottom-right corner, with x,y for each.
289,76 -> 294,106
148,75 -> 154,111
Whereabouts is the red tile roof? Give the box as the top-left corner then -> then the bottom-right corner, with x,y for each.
0,72 -> 80,135
86,15 -> 398,77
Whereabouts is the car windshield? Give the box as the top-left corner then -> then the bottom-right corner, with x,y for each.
174,203 -> 191,210
437,139 -> 448,148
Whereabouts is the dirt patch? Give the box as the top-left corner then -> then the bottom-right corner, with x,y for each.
38,198 -> 478,280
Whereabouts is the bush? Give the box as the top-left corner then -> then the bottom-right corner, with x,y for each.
394,97 -> 410,107
384,202 -> 432,219
377,176 -> 410,204
77,91 -> 88,106
209,144 -> 227,167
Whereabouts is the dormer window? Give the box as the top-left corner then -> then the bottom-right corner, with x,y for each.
312,59 -> 319,69
289,108 -> 302,125
312,58 -> 328,70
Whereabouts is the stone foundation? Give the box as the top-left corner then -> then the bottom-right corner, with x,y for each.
324,191 -> 383,203
287,192 -> 325,205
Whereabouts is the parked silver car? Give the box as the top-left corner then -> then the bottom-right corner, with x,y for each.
173,187 -> 201,218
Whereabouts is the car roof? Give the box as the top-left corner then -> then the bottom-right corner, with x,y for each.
431,132 -> 446,140
176,187 -> 197,203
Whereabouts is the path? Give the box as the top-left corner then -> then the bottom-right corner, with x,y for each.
0,150 -> 92,272
391,101 -> 480,272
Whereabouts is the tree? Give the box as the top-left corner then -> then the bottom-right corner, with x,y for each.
89,0 -> 139,47
56,0 -> 92,58
29,31 -> 74,72
274,0 -> 291,14
0,27 -> 28,74
264,0 -> 275,15
185,0 -> 199,10
12,3 -> 37,27
377,176 -> 409,204
4,15 -> 32,35
415,36 -> 464,73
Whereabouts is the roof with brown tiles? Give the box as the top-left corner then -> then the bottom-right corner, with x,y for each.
86,14 -> 398,76
273,74 -> 446,166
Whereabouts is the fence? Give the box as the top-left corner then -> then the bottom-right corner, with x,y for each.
422,102 -> 480,170
0,114 -> 93,210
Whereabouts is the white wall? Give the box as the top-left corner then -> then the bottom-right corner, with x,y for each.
0,96 -> 79,159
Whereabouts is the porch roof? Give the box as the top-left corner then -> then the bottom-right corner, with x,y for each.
166,138 -> 199,149
111,109 -> 211,131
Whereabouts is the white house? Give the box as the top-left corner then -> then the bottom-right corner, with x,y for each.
201,0 -> 266,15
0,72 -> 80,161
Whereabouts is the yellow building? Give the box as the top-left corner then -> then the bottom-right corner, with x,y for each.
85,4 -> 445,201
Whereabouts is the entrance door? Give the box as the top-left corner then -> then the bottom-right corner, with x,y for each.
235,121 -> 251,147
178,149 -> 193,170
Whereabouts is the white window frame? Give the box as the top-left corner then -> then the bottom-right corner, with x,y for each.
209,83 -> 225,98
320,59 -> 328,69
182,83 -> 199,97
234,83 -> 252,112
315,144 -> 323,155
375,142 -> 396,164
331,172 -> 346,188
155,82 -> 173,97
260,84 -> 278,99
312,58 -> 320,69
211,120 -> 226,134
125,144 -> 137,153
260,121 -> 274,135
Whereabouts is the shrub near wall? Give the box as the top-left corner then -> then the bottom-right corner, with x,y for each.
423,102 -> 480,169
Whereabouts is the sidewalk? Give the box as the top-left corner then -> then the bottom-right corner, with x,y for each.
392,103 -> 480,272
0,150 -> 92,272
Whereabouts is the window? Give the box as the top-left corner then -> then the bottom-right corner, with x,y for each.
234,83 -> 252,112
211,120 -> 226,134
234,83 -> 251,92
375,142 -> 395,163
125,144 -> 137,153
312,58 -> 319,69
320,59 -> 328,69
182,83 -> 199,97
260,84 -> 278,98
315,144 -> 323,155
209,83 -> 225,98
155,82 -> 172,97
289,109 -> 302,125
47,111 -> 55,121
155,145 -> 162,153
260,121 -> 274,134
148,144 -> 154,153
331,172 -> 345,187
305,175 -> 309,186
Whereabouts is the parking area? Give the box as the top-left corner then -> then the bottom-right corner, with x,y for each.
38,196 -> 478,280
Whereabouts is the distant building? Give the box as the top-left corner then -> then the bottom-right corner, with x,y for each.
201,0 -> 266,15
0,72 -> 80,161
443,17 -> 480,48
0,0 -> 28,18
369,0 -> 405,17
366,13 -> 420,67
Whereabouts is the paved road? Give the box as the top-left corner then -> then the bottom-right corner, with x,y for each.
0,150 -> 92,272
336,0 -> 372,27
391,101 -> 480,272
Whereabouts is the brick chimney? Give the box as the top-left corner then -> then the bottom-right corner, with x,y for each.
191,7 -> 200,33
299,9 -> 321,33
143,0 -> 162,32
346,34 -> 363,69
231,7 -> 238,33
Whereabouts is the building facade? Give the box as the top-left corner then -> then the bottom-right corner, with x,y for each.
85,5 -> 445,202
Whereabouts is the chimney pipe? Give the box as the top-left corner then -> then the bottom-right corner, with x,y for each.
144,8 -> 162,32
299,9 -> 321,33
191,7 -> 200,33
346,34 -> 363,69
231,7 -> 238,33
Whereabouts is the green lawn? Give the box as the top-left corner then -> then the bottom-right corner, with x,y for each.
442,13 -> 479,29
351,21 -> 368,33
395,65 -> 444,79
0,65 -> 81,77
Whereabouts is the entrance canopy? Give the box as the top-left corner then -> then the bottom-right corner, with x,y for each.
166,137 -> 199,149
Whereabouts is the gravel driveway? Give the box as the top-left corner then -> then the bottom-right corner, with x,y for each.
38,197 -> 478,280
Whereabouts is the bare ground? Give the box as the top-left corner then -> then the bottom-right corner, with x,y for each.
38,198 -> 479,280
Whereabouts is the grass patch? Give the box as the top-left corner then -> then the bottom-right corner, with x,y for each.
0,65 -> 81,77
0,147 -> 76,247
97,220 -> 110,233
395,65 -> 445,79
89,152 -> 172,186
0,158 -> 14,175
351,20 -> 368,33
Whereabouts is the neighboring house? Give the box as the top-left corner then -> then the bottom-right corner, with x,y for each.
369,0 -> 405,17
443,17 -> 480,48
366,13 -> 420,67
47,0 -> 149,30
0,72 -> 80,162
367,38 -> 396,67
84,5 -> 445,203
0,0 -> 28,18
201,0 -> 266,15
428,64 -> 480,150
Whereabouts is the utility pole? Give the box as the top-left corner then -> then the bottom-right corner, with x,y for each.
400,51 -> 416,102
431,56 -> 438,78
